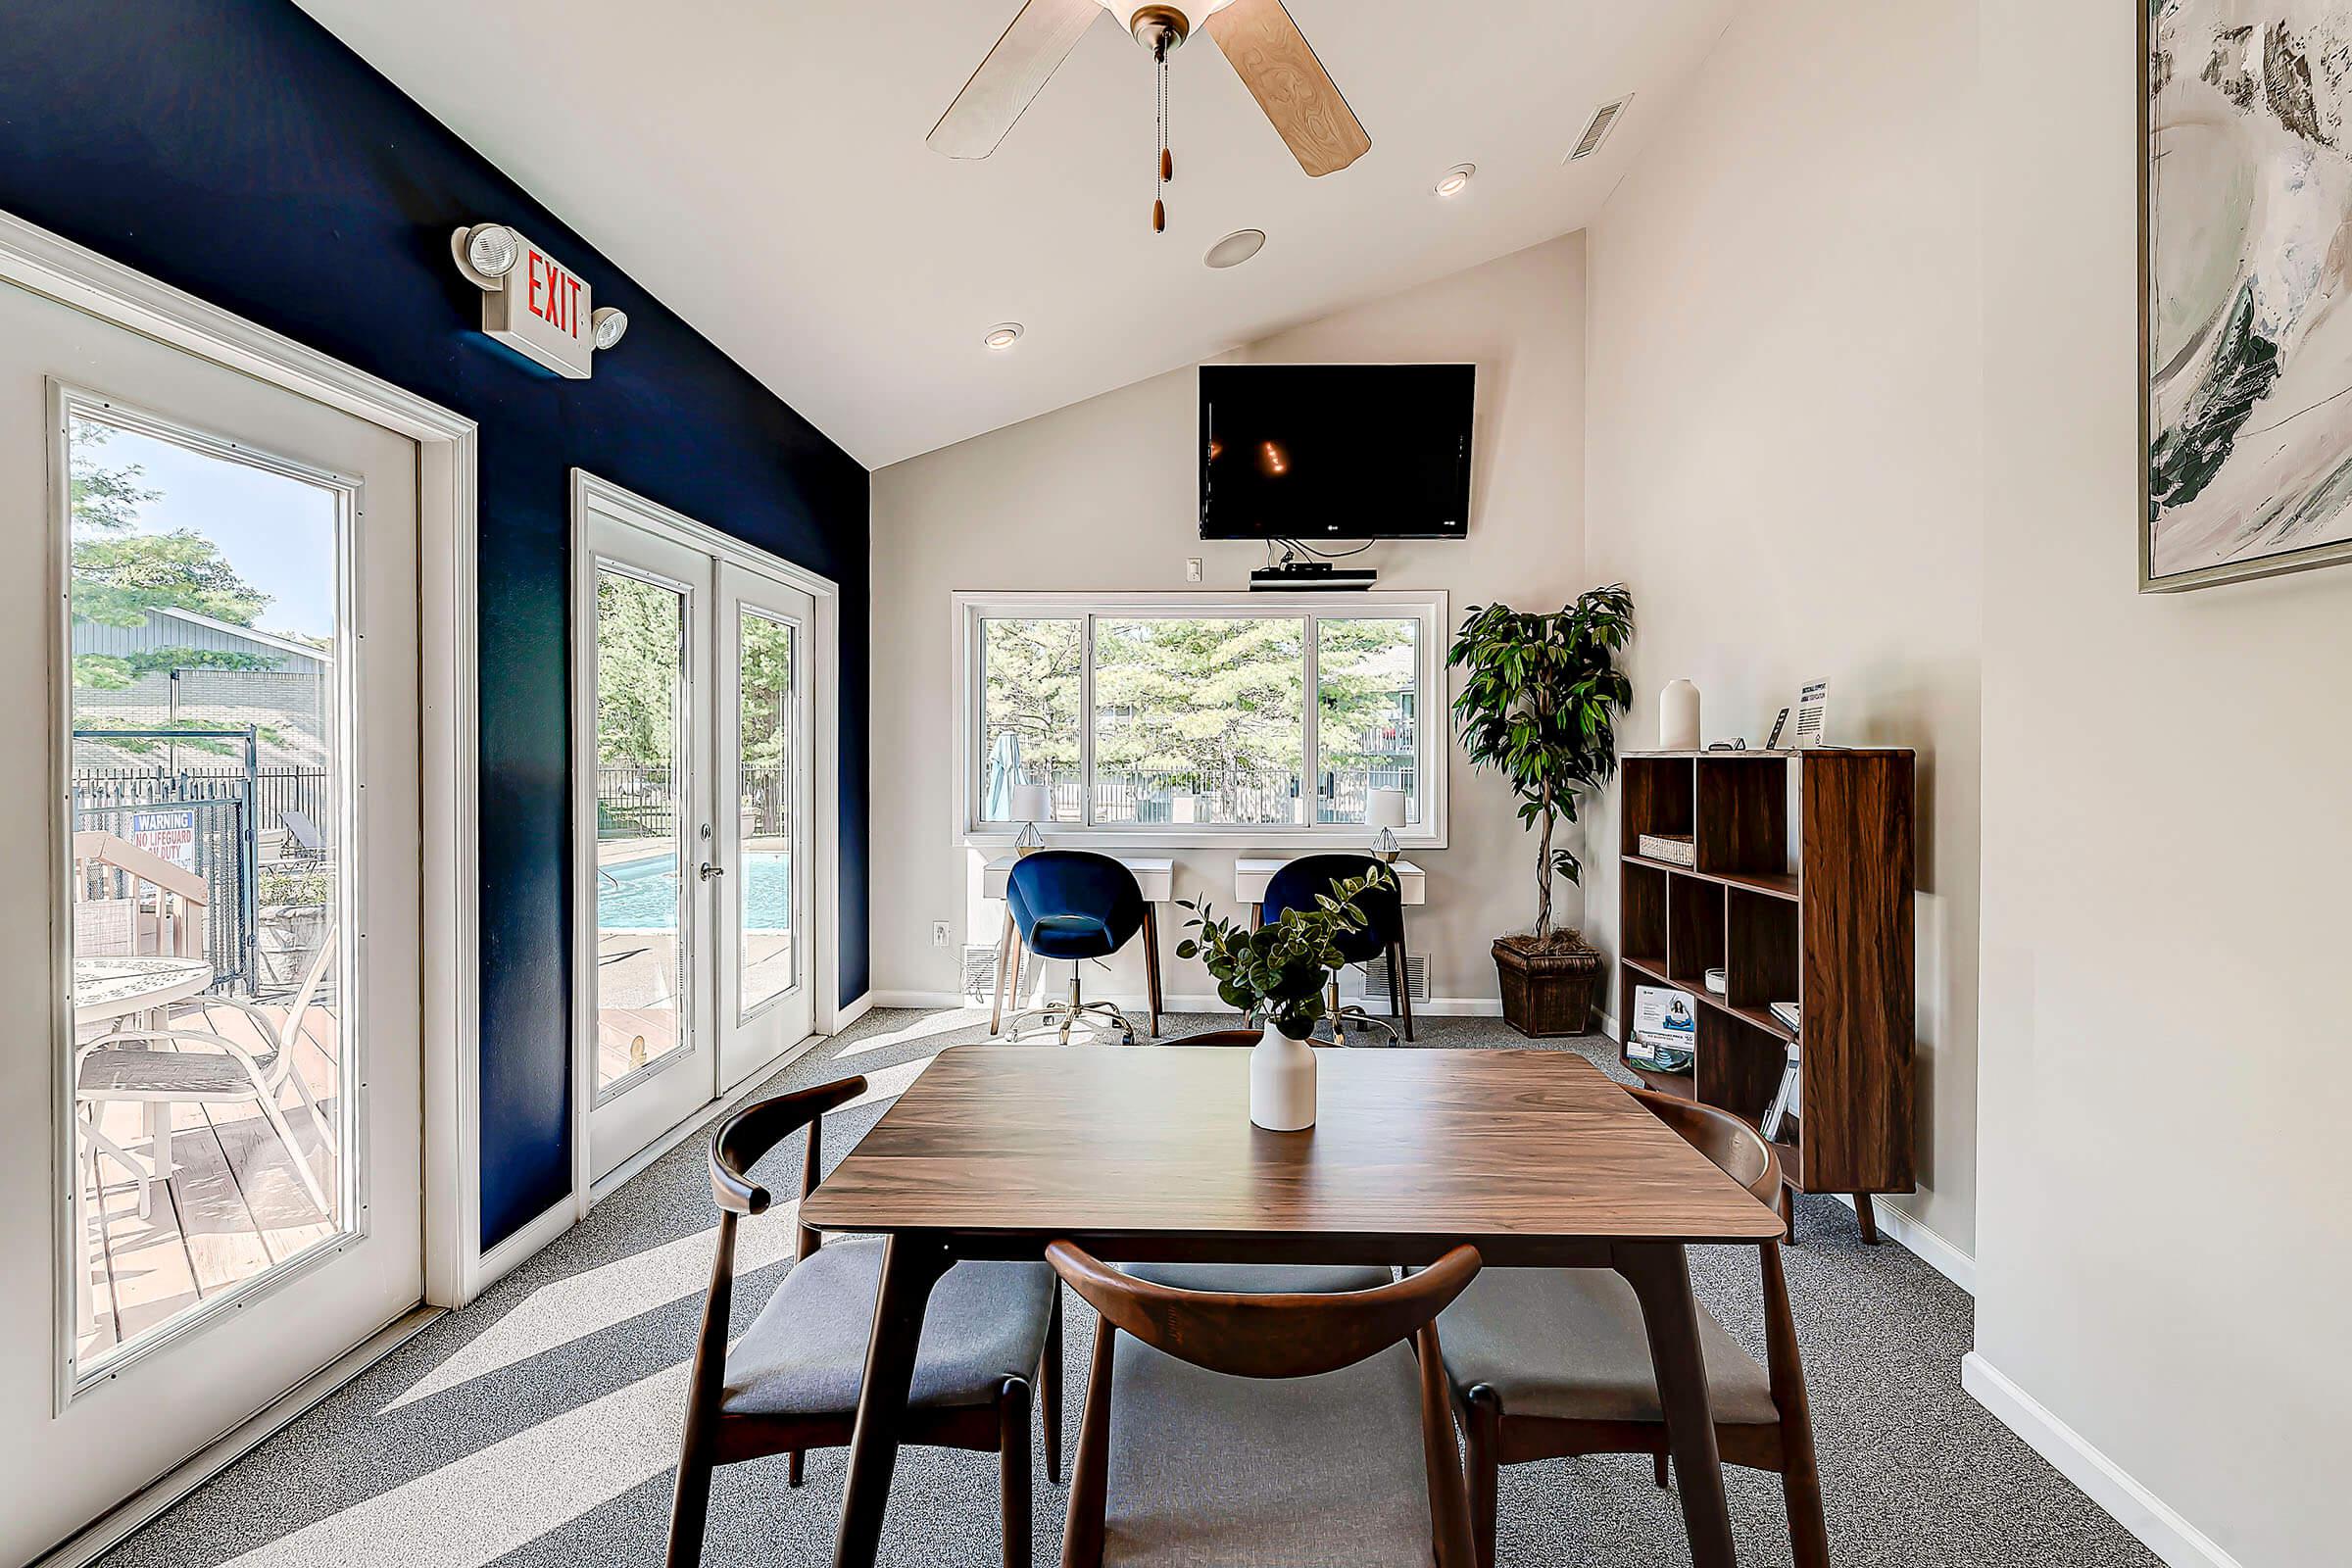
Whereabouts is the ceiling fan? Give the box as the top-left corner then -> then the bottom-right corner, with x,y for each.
928,0 -> 1370,232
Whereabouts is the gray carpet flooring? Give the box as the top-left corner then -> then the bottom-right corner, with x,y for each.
98,1007 -> 2160,1568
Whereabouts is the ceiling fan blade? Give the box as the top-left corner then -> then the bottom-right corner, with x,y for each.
1202,0 -> 1370,177
928,0 -> 1103,160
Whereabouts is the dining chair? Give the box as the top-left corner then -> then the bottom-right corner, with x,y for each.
1047,1238 -> 1484,1568
74,931 -> 338,1220
1001,850 -> 1157,1044
1260,853 -> 1412,1043
1438,1088 -> 1828,1568
667,1074 -> 1063,1568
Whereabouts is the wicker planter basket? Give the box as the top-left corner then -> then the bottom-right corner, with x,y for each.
1492,937 -> 1604,1038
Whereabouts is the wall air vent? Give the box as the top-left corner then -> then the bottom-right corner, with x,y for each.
1568,95 -> 1633,162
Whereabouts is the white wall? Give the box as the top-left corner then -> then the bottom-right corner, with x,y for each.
869,233 -> 1588,1008
1974,3 -> 2351,1564
1581,0 -> 1984,1257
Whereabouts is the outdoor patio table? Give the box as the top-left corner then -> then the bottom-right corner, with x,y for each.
74,955 -> 213,1028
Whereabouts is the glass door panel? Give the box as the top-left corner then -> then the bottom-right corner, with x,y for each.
717,564 -> 815,1088
591,565 -> 691,1095
582,513 -> 715,1183
64,403 -> 354,1374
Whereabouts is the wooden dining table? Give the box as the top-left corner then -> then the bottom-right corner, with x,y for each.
800,1044 -> 1787,1568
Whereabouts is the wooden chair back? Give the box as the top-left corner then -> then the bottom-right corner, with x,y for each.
1048,1241 -> 1483,1568
1627,1086 -> 1779,1207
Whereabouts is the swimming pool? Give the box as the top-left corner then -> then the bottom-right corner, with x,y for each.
599,851 -> 792,932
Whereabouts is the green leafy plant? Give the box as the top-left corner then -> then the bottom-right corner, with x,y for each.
1447,585 -> 1635,950
1176,864 -> 1396,1040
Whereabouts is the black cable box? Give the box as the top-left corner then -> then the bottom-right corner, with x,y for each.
1249,564 -> 1377,591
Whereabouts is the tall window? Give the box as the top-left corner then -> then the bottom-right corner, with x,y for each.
961,593 -> 1446,844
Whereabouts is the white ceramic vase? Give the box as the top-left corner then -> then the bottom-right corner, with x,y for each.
1660,679 -> 1701,751
1250,1024 -> 1317,1131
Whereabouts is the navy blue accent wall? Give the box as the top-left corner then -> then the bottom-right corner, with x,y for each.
0,0 -> 871,1247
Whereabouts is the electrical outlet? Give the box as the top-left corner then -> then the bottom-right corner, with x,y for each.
1186,557 -> 1202,583
931,920 -> 952,948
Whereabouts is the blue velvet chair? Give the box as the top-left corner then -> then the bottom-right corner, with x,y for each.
1261,853 -> 1412,1045
1002,851 -> 1158,1044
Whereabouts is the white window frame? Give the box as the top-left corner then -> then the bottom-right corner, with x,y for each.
953,589 -> 1448,851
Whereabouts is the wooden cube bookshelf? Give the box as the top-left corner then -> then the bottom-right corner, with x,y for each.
1616,748 -> 1915,1240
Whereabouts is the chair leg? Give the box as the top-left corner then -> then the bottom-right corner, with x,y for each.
1783,1451 -> 1832,1568
1386,942 -> 1405,1036
1654,1449 -> 1671,1489
1854,1192 -> 1881,1244
1780,1181 -> 1797,1243
665,1444 -> 715,1568
257,1090 -> 332,1216
1000,1377 -> 1034,1568
1059,966 -> 1079,1047
1462,1389 -> 1501,1568
287,1066 -> 338,1157
1042,1290 -> 1064,1486
786,1450 -> 804,1489
991,910 -> 1016,1036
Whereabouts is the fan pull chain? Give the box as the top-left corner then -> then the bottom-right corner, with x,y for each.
1153,36 -> 1170,233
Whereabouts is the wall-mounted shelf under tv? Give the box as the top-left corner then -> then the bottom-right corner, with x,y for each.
1615,747 -> 1915,1242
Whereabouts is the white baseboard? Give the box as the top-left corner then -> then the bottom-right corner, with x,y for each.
1962,1353 -> 2244,1568
1829,1194 -> 1977,1295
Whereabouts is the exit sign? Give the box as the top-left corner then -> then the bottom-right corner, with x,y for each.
481,229 -> 597,378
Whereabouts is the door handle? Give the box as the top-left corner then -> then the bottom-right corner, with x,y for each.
699,862 -> 726,881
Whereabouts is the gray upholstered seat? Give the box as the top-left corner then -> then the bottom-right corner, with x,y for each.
721,1238 -> 1056,1418
1101,1334 -> 1436,1568
1125,1261 -> 1395,1294
1437,1266 -> 1778,1426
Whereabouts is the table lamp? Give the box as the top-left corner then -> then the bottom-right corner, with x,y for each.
1009,782 -> 1052,857
1366,787 -> 1406,864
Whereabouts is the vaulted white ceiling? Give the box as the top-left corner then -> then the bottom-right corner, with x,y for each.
298,0 -> 1734,467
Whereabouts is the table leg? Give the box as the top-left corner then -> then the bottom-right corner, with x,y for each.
1617,1242 -> 1737,1567
990,910 -> 1016,1036
832,1233 -> 955,1568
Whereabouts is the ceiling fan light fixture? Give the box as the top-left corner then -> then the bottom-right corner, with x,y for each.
984,322 -> 1025,351
1434,164 -> 1476,198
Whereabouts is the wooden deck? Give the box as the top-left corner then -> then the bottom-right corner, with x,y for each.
75,1001 -> 341,1367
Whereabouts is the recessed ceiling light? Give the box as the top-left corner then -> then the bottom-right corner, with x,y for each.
984,322 -> 1024,351
1435,163 -> 1476,198
1203,228 -> 1267,270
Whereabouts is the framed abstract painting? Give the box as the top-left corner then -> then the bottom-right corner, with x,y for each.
2144,1 -> 2352,590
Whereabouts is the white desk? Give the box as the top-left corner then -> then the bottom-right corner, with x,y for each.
1234,857 -> 1426,911
981,855 -> 1173,904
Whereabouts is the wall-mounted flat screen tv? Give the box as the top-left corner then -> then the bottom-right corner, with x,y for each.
1199,364 -> 1474,541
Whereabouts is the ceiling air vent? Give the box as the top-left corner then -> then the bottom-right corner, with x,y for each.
1568,95 -> 1633,162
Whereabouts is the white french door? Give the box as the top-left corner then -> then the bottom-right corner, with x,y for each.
0,272 -> 421,1560
715,564 -> 818,1090
577,486 -> 818,1185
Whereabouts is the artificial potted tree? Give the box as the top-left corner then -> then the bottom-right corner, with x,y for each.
1447,585 -> 1634,1036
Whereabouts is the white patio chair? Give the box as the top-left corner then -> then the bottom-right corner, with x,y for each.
75,932 -> 338,1221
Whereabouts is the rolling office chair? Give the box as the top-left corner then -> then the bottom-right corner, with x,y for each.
1003,851 -> 1157,1045
1260,853 -> 1413,1045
